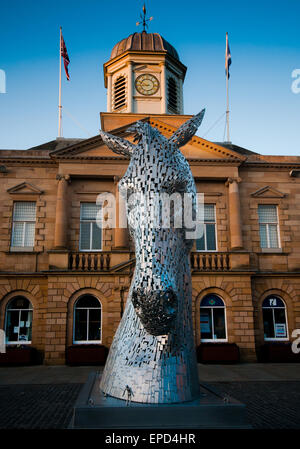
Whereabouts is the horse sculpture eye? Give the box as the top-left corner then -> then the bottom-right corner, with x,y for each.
162,179 -> 188,194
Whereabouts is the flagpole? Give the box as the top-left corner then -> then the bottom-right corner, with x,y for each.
226,32 -> 230,142
58,26 -> 62,138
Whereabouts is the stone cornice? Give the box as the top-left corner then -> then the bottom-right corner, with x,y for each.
0,158 -> 56,165
188,159 -> 241,165
244,161 -> 300,169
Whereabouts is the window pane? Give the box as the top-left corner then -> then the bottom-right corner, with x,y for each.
80,203 -> 101,220
74,309 -> 88,341
80,222 -> 91,250
200,310 -> 213,339
206,224 -> 216,250
213,308 -> 226,339
76,295 -> 100,308
274,309 -> 287,338
24,222 -> 35,246
6,310 -> 19,342
258,205 -> 277,223
201,295 -> 224,307
259,224 -> 268,248
204,204 -> 215,222
19,310 -> 32,342
269,224 -> 279,248
13,202 -> 36,221
92,222 -> 102,250
274,309 -> 286,324
262,296 -> 285,308
11,222 -> 24,246
88,309 -> 101,341
263,308 -> 274,339
8,297 -> 32,310
196,225 -> 205,251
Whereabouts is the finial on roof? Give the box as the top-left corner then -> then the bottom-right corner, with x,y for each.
136,2 -> 153,32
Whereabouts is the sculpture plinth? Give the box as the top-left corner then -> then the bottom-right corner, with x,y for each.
70,372 -> 251,429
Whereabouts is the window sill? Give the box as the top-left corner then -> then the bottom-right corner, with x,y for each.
8,248 -> 40,254
195,250 -> 218,253
264,338 -> 289,342
201,339 -> 228,343
259,248 -> 282,253
79,250 -> 103,253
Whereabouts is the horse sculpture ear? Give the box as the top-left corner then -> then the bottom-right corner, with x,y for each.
99,130 -> 136,158
168,109 -> 205,148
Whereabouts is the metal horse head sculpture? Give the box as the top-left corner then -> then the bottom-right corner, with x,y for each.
99,110 -> 205,403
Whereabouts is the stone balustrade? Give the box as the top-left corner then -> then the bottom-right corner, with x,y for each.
191,252 -> 230,271
190,252 -> 250,271
69,252 -> 111,271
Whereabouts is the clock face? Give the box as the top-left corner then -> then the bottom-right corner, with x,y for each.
135,74 -> 160,96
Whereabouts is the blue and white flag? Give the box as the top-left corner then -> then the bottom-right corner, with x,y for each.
225,32 -> 232,79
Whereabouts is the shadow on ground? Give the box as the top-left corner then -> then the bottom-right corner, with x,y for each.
0,381 -> 299,429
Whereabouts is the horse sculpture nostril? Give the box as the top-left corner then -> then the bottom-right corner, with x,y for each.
132,288 -> 178,336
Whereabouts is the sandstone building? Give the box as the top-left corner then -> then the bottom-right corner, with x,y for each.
0,31 -> 300,365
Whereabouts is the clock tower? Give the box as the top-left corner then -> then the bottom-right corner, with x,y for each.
103,31 -> 187,115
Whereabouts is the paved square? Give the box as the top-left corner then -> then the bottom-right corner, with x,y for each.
0,364 -> 299,429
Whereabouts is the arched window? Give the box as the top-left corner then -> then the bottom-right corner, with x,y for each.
5,296 -> 33,344
200,294 -> 227,342
73,295 -> 102,344
113,76 -> 126,111
167,77 -> 178,113
262,296 -> 288,340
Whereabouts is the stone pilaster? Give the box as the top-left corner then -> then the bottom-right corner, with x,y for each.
107,73 -> 112,112
54,174 -> 70,249
160,62 -> 167,114
114,176 -> 128,248
226,177 -> 243,250
127,61 -> 133,113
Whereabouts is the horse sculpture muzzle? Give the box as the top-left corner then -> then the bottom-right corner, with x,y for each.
132,288 -> 177,336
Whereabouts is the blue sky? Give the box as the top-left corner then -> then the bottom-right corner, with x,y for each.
0,0 -> 300,155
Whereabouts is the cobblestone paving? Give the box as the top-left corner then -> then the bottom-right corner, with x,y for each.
0,382 -> 299,428
0,383 -> 82,429
210,381 -> 300,429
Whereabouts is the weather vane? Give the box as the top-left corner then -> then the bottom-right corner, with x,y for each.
136,3 -> 153,32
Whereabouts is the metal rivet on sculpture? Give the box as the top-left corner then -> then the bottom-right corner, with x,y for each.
99,110 -> 205,404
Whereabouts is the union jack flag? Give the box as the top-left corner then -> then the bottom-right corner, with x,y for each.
225,32 -> 232,79
61,33 -> 70,81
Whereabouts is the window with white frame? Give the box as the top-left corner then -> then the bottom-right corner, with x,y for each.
200,294 -> 227,341
73,295 -> 102,344
80,203 -> 102,251
258,204 -> 280,249
11,202 -> 36,248
5,297 -> 33,344
262,296 -> 288,340
196,204 -> 217,251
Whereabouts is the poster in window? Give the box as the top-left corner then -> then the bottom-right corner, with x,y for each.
19,334 -> 28,341
200,314 -> 210,333
275,323 -> 286,338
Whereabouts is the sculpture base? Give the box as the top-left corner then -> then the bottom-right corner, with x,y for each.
70,372 -> 251,429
